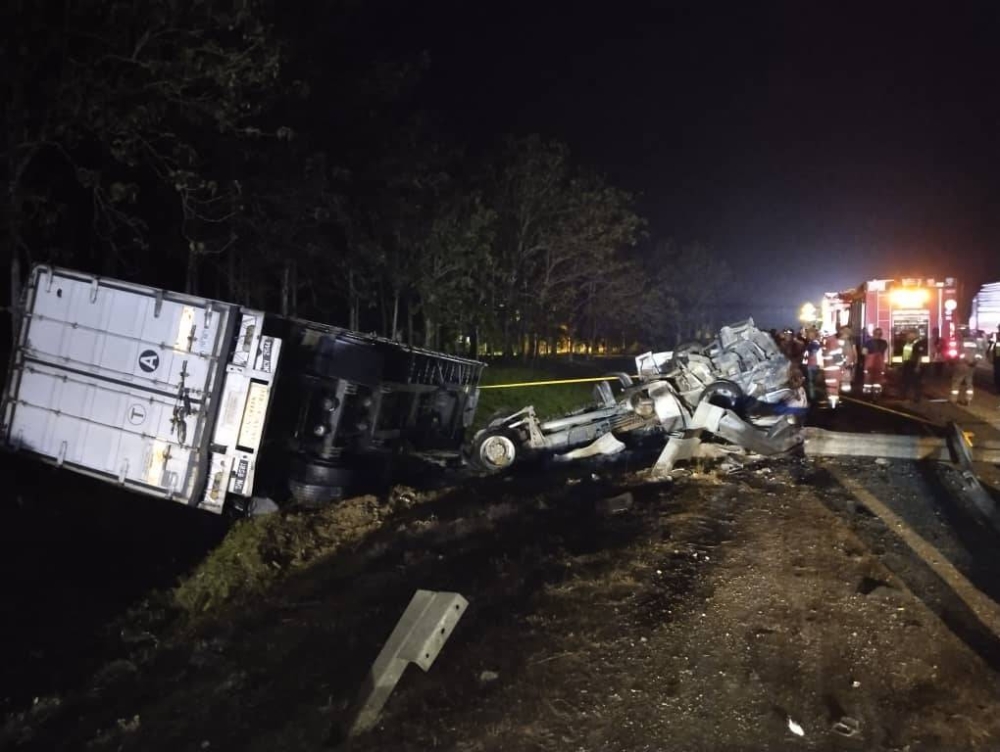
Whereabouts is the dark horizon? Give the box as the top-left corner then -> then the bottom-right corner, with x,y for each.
375,2 -> 1000,327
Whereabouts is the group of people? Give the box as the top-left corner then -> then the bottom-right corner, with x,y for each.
768,323 -> 1000,408
772,326 -> 885,402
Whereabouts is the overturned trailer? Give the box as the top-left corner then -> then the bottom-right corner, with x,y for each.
2,266 -> 483,514
469,319 -> 806,475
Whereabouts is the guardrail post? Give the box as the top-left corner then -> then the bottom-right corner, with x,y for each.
346,589 -> 468,737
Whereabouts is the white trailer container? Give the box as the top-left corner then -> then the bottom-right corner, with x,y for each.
1,266 -> 281,513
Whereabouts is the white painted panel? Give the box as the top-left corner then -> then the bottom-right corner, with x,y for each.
1,268 -> 281,511
23,273 -> 231,403
9,360 -> 201,498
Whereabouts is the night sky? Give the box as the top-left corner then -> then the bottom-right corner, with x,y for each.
366,2 -> 1000,327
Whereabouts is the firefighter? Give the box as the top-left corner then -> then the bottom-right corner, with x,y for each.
820,327 -> 852,406
951,331 -> 984,405
803,328 -> 822,401
900,330 -> 927,403
786,328 -> 805,364
991,323 -> 1000,396
931,327 -> 944,377
839,325 -> 857,390
862,327 -> 888,400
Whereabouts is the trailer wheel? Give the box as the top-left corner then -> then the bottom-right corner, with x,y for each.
699,379 -> 744,412
469,429 -> 519,473
290,457 -> 353,488
289,479 -> 346,507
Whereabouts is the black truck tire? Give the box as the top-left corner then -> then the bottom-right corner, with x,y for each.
288,457 -> 353,506
290,457 -> 353,487
289,479 -> 346,507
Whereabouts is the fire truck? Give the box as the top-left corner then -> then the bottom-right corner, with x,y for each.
836,277 -> 961,365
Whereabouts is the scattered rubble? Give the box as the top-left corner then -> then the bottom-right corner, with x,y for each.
786,716 -> 805,737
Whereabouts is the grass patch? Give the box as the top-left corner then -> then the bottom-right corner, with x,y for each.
474,361 -> 623,431
172,361 -> 624,619
172,494 -> 389,618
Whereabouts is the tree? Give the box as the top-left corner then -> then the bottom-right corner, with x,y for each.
642,240 -> 734,346
539,175 -> 644,356
483,136 -> 644,357
1,0 -> 281,336
487,135 -> 571,355
414,191 -> 496,350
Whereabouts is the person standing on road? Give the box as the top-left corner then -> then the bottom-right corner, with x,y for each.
821,330 -> 844,404
862,328 -> 888,399
901,330 -> 927,402
991,323 -> 1000,398
931,327 -> 944,377
951,332 -> 984,406
804,328 -> 822,402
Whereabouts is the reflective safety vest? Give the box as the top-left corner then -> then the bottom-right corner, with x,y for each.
961,338 -> 983,365
822,337 -> 842,367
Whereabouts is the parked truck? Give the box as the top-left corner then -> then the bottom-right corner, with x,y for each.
1,266 -> 484,515
835,277 -> 961,364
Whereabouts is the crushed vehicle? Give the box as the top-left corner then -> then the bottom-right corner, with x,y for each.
468,319 -> 807,475
1,266 -> 483,515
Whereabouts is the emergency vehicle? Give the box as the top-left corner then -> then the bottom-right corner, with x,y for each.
833,277 -> 961,365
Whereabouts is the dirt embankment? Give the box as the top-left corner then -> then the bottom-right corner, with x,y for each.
4,459 -> 1000,752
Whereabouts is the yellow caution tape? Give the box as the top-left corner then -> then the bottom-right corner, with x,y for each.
479,375 -> 634,390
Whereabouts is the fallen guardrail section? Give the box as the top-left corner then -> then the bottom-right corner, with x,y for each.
805,422 -> 1000,534
344,589 -> 468,739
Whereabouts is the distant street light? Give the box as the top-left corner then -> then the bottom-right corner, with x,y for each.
799,302 -> 817,324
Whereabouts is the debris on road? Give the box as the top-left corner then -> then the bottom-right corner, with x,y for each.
786,716 -> 805,736
832,715 -> 861,738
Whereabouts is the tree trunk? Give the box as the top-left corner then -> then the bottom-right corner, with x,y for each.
378,281 -> 388,337
391,289 -> 400,340
424,313 -> 435,349
348,270 -> 359,330
280,261 -> 290,316
502,311 -> 512,358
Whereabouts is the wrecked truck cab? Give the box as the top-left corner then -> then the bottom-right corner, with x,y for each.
469,318 -> 804,475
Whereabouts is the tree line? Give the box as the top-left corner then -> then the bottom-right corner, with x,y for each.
1,0 -> 732,357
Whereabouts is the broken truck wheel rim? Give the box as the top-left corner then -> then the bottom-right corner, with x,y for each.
479,434 -> 517,469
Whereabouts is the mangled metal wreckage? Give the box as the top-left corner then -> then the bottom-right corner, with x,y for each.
469,319 -> 808,476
